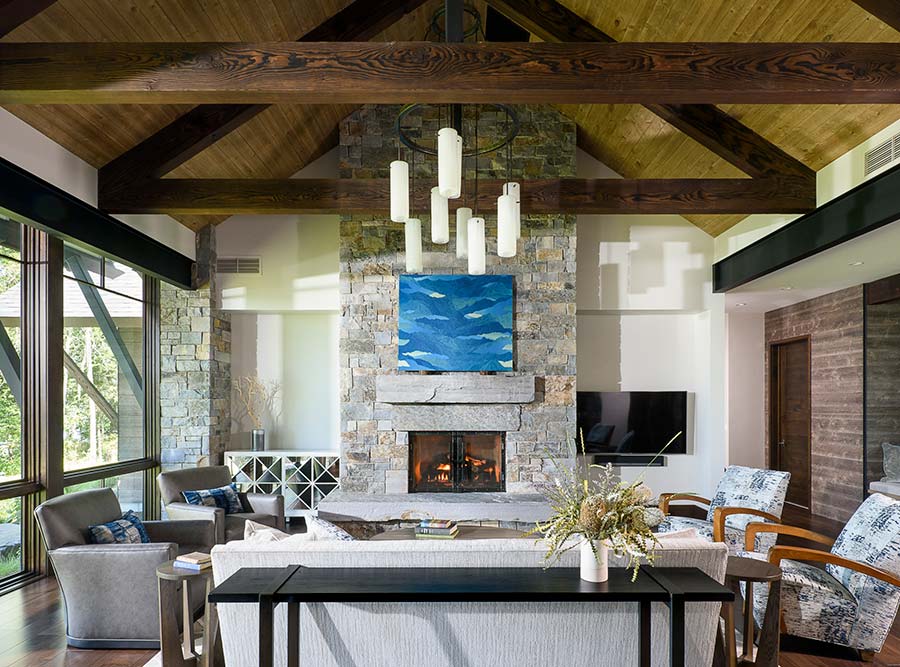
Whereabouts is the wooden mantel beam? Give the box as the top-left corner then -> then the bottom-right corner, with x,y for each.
99,177 -> 815,216
486,0 -> 815,183
2,42 -> 899,105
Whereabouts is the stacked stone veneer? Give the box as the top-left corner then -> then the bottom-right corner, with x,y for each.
339,105 -> 577,494
160,226 -> 231,470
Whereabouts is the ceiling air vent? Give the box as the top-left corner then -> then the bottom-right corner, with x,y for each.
217,257 -> 261,275
864,133 -> 900,176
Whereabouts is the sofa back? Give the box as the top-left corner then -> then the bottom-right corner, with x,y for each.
212,534 -> 727,667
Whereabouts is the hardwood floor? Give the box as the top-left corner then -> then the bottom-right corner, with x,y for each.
0,577 -> 155,667
1,508 -> 899,667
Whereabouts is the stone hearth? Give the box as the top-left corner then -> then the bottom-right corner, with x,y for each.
331,104 -> 577,506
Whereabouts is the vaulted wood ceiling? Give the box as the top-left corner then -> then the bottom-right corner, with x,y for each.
3,0 -> 899,236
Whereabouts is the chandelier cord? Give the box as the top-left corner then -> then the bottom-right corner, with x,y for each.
474,104 -> 479,216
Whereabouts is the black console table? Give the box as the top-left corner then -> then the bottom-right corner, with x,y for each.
208,566 -> 732,667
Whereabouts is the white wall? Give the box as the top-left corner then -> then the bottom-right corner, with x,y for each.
217,148 -> 342,453
0,109 -> 196,258
725,312 -> 766,469
576,149 -> 728,496
230,312 -> 339,451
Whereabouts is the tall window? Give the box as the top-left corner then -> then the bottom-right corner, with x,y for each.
61,248 -> 150,517
0,219 -> 23,582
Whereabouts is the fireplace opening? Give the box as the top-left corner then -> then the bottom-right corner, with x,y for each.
409,432 -> 505,493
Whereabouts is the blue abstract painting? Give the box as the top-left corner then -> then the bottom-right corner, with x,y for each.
398,274 -> 514,372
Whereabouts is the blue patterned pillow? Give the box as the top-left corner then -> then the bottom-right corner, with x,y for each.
182,483 -> 244,514
306,516 -> 355,541
89,510 -> 150,544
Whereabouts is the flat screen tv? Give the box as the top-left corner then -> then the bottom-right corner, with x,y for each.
576,391 -> 688,455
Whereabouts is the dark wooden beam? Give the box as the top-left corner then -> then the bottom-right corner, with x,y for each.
3,42 -> 896,105
0,156 -> 193,288
713,162 -> 900,292
851,0 -> 900,32
99,176 -> 814,216
99,0 -> 428,191
866,272 -> 900,305
486,0 -> 814,183
0,0 -> 57,38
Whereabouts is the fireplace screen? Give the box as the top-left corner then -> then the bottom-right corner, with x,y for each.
410,432 -> 505,493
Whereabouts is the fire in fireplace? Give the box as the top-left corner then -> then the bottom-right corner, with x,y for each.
409,432 -> 505,493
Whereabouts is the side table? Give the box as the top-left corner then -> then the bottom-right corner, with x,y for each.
156,560 -> 220,667
724,555 -> 782,667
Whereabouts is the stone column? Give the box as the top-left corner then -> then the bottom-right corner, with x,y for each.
160,226 -> 231,470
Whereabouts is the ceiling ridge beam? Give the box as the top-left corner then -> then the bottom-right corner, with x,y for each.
485,0 -> 815,184
5,42 -> 895,106
98,0 -> 428,194
0,0 -> 57,38
98,176 -> 816,216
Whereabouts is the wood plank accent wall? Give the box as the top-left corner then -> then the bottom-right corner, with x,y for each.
865,298 -> 900,487
765,286 -> 865,522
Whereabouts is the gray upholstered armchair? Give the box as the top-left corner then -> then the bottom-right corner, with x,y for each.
157,465 -> 285,543
34,487 -> 215,649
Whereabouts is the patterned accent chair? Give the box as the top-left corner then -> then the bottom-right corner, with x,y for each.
657,465 -> 791,555
743,493 -> 900,661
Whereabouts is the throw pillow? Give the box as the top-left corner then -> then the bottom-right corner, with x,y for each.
244,520 -> 317,545
182,483 -> 244,514
883,443 -> 900,481
89,510 -> 151,544
306,516 -> 355,541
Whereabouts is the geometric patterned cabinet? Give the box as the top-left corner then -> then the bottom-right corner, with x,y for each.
224,450 -> 340,518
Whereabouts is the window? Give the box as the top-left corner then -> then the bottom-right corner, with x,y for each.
0,242 -> 21,484
63,249 -> 145,472
64,470 -> 145,518
0,497 -> 21,580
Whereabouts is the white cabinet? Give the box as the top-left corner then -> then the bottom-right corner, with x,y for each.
225,450 -> 340,518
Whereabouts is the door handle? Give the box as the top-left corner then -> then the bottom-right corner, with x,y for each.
778,440 -> 786,448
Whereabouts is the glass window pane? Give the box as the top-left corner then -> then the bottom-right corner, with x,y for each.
0,496 -> 22,580
63,246 -> 103,286
64,278 -> 144,472
65,471 -> 145,518
0,253 -> 22,484
0,217 -> 20,261
104,259 -> 144,301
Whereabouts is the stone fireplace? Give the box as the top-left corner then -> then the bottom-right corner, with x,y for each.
319,104 -> 576,526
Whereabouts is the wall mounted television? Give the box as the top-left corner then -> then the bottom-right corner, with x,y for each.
576,391 -> 688,455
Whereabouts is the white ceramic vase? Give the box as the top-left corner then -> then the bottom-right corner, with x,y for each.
580,538 -> 609,583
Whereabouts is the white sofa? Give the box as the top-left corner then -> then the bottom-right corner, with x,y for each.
211,534 -> 728,667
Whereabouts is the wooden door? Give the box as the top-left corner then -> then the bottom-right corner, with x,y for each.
770,338 -> 811,508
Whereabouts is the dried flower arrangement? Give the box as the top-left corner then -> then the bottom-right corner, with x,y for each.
530,430 -> 680,580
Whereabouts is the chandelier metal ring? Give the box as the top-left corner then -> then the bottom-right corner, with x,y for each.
395,103 -> 520,158
426,4 -> 482,40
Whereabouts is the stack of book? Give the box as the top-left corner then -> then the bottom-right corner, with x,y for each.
173,552 -> 212,571
414,519 -> 459,540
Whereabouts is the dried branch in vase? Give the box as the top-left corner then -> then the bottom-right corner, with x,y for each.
232,376 -> 281,431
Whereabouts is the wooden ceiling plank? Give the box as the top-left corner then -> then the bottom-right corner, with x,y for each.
97,0 -> 429,194
6,41 -> 900,106
486,0 -> 814,182
0,0 -> 57,38
850,0 -> 900,33
98,176 -> 816,216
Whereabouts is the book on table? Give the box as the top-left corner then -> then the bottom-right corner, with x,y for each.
415,521 -> 459,539
174,552 -> 212,570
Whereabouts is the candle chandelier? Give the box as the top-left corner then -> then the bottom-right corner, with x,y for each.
388,3 -> 521,275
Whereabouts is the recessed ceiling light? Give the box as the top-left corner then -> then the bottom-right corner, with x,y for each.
849,261 -> 865,267
735,302 -> 747,307
780,286 -> 793,291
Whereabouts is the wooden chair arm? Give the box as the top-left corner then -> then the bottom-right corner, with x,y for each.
744,522 -> 835,553
659,493 -> 711,514
712,506 -> 780,543
768,546 -> 900,589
